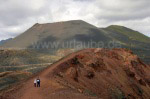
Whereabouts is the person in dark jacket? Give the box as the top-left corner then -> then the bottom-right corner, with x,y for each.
36,77 -> 41,87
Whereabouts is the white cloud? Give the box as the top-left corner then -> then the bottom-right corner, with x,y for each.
0,0 -> 150,40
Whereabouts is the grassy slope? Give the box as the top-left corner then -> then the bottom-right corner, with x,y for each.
106,25 -> 150,43
0,48 -> 75,91
2,20 -> 100,48
0,71 -> 31,91
0,49 -> 62,91
0,49 -> 60,66
103,25 -> 150,63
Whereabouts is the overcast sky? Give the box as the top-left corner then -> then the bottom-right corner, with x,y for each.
0,0 -> 150,40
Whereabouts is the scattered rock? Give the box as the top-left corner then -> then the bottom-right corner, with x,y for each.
86,71 -> 95,79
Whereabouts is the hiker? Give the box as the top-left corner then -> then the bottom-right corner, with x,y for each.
34,79 -> 37,87
37,77 -> 41,87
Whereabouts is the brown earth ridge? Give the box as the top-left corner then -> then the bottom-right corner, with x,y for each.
1,48 -> 150,99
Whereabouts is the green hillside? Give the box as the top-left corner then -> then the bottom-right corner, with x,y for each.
0,49 -> 62,91
1,20 -> 150,64
102,25 -> 150,63
106,25 -> 150,43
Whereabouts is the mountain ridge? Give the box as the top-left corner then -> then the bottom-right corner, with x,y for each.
1,48 -> 150,99
1,20 -> 150,63
105,25 -> 150,43
0,38 -> 12,46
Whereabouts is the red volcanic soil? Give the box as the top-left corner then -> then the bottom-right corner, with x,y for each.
52,48 -> 150,99
1,48 -> 150,99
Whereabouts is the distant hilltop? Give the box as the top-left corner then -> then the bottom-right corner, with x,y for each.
1,20 -> 150,63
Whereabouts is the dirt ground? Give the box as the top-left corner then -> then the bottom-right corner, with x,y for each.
0,49 -> 98,99
1,48 -> 150,99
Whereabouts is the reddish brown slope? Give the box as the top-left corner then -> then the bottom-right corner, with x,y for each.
1,48 -> 150,99
52,48 -> 150,99
0,49 -> 98,99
